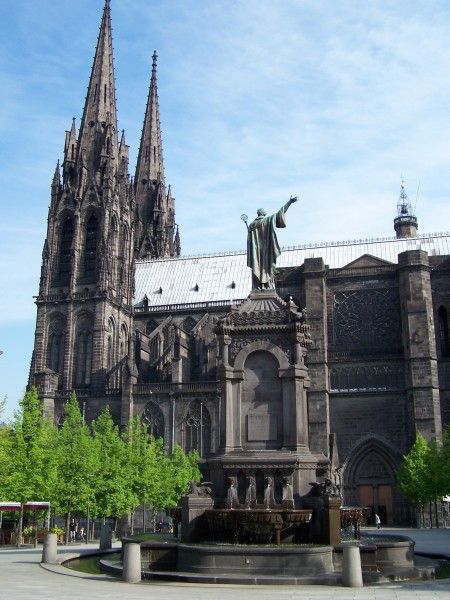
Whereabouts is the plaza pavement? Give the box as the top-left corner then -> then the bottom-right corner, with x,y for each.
1,528 -> 450,600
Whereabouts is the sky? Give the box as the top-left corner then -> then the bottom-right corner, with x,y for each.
1,0 -> 450,420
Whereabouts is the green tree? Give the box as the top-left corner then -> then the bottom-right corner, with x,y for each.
0,397 -> 12,498
91,407 -> 135,522
166,445 -> 201,506
122,417 -> 148,532
4,387 -> 56,546
398,433 -> 432,527
141,436 -> 171,512
54,392 -> 98,542
121,419 -> 201,532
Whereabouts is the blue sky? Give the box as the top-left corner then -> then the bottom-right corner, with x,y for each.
1,0 -> 450,420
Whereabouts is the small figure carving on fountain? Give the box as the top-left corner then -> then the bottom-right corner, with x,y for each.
282,476 -> 294,509
245,476 -> 256,509
332,465 -> 343,499
188,480 -> 213,498
264,476 -> 275,509
227,477 -> 239,509
306,477 -> 341,498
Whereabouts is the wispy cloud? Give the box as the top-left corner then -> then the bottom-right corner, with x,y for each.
1,0 -> 450,417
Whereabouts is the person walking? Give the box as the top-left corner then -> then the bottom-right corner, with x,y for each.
375,513 -> 381,529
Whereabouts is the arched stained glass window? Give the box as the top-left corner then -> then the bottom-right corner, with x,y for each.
83,214 -> 98,281
74,316 -> 93,386
58,216 -> 74,283
47,318 -> 65,376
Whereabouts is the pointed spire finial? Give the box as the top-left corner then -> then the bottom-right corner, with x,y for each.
77,0 -> 118,172
152,50 -> 158,75
394,178 -> 418,238
398,179 -> 411,216
52,159 -> 61,189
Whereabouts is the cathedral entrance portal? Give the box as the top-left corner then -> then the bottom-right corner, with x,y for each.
344,436 -> 401,526
358,483 -> 393,526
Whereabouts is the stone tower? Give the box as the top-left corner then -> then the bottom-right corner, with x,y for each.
30,1 -> 135,420
394,181 -> 418,238
134,52 -> 180,259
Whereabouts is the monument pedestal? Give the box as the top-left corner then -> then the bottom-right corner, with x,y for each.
302,495 -> 341,545
180,495 -> 214,543
208,290 -> 326,502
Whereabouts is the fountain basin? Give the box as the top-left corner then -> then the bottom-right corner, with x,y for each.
177,542 -> 334,576
205,508 -> 312,545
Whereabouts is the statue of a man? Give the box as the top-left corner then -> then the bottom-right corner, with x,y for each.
246,196 -> 298,289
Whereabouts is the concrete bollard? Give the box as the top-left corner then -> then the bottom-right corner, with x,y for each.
342,543 -> 363,587
41,533 -> 58,564
122,542 -> 141,583
99,524 -> 112,551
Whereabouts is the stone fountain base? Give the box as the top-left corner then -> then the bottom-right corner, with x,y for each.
177,542 -> 334,577
111,539 -> 337,584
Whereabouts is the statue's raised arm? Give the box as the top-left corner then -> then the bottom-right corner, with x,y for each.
246,196 -> 299,290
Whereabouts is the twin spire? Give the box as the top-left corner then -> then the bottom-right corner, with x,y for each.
78,0 -> 118,169
135,50 -> 165,191
60,0 -> 179,259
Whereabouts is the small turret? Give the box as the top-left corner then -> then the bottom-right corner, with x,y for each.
51,160 -> 61,191
394,180 -> 418,238
62,118 -> 77,187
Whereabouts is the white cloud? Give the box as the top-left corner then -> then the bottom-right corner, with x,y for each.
2,0 -> 450,417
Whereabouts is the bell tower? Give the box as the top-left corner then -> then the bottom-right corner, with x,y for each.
30,1 -> 135,421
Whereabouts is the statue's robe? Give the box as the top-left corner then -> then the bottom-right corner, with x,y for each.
247,207 -> 287,288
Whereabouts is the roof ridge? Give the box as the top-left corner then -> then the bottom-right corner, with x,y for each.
135,231 -> 450,264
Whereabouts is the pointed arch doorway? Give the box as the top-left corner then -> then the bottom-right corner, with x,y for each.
345,436 -> 402,526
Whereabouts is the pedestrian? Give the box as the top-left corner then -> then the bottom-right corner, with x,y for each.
78,526 -> 85,542
69,518 -> 77,542
375,513 -> 381,529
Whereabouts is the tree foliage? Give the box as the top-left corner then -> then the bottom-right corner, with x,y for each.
1,389 -> 202,535
53,392 -> 97,517
4,387 -> 56,503
398,430 -> 450,525
91,407 -> 135,518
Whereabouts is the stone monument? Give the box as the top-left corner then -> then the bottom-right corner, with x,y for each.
207,197 -> 328,504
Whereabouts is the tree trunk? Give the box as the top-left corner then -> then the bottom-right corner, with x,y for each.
33,512 -> 38,547
429,502 -> 433,528
435,499 -> 439,528
65,512 -> 70,544
143,502 -> 146,533
16,503 -> 24,548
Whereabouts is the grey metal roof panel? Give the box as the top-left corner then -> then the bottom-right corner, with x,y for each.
134,232 -> 450,307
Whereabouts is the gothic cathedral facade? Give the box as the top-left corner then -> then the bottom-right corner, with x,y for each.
30,2 -> 450,525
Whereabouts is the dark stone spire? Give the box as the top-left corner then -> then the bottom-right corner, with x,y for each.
134,51 -> 180,259
135,51 -> 165,195
77,0 -> 118,173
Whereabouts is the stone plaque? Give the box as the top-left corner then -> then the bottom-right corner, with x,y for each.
247,413 -> 278,441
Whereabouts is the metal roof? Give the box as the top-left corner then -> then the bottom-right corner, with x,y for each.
134,232 -> 450,308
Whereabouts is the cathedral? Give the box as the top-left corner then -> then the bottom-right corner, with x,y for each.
30,1 -> 450,525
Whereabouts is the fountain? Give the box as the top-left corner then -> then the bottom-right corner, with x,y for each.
206,476 -> 313,545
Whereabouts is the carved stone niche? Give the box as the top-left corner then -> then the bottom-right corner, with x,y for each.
208,289 -> 319,501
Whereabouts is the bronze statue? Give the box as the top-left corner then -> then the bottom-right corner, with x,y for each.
243,196 -> 298,290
